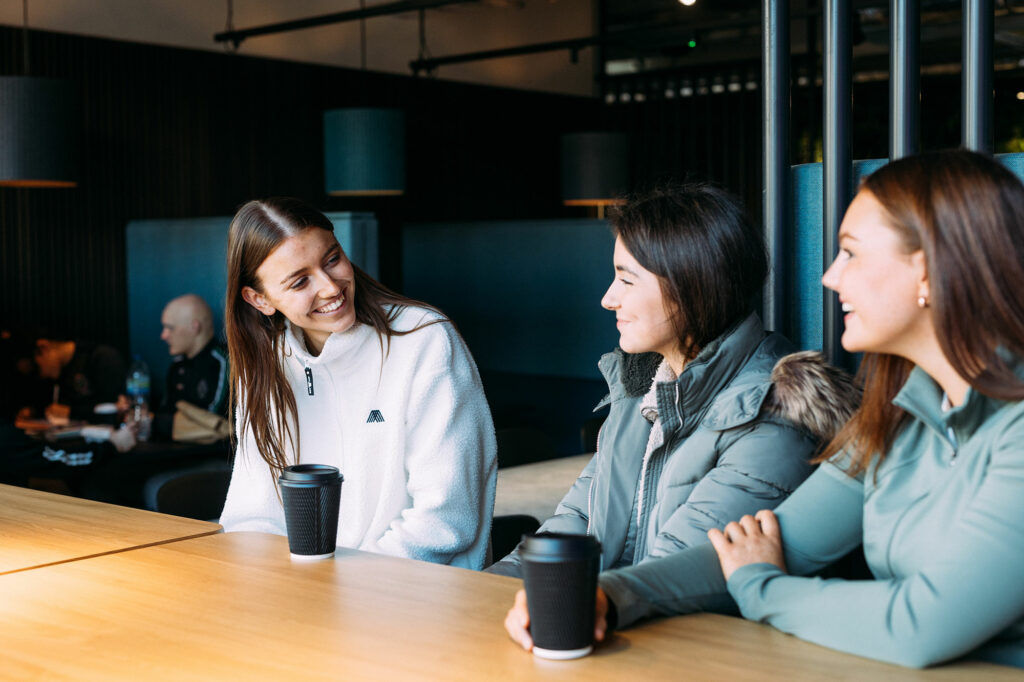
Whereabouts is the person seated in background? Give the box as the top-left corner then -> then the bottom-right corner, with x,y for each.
1,328 -> 38,420
486,184 -> 859,578
152,293 -> 229,441
219,197 -> 497,569
2,329 -> 130,488
18,335 -> 127,423
0,329 -> 46,485
506,150 -> 1024,669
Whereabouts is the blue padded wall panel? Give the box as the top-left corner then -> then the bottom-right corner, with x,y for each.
791,163 -> 824,352
402,219 -> 618,380
790,158 -> 887,352
126,212 -> 377,398
126,217 -> 230,399
998,152 -> 1024,180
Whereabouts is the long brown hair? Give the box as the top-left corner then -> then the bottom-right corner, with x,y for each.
610,183 -> 767,360
225,197 -> 444,478
820,150 -> 1024,475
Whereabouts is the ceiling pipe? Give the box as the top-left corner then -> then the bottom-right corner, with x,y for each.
408,9 -> 835,74
214,0 -> 479,48
411,36 -> 602,74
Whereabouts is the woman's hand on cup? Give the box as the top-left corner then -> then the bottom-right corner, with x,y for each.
504,588 -> 533,651
708,510 -> 787,581
504,587 -> 611,651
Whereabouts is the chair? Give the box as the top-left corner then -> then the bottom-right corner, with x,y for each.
490,514 -> 541,561
142,461 -> 232,521
580,415 -> 606,453
495,427 -> 557,469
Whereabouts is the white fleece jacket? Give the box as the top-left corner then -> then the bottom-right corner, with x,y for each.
220,306 -> 497,569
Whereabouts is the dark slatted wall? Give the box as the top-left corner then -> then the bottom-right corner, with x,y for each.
598,73 -> 764,221
13,25 -> 1012,356
0,26 -> 600,351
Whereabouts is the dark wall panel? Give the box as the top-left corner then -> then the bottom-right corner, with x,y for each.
0,27 -> 599,352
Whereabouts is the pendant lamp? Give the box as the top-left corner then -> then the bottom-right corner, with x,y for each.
1,0 -> 77,188
0,76 -> 78,187
323,108 -> 405,196
561,132 -> 628,217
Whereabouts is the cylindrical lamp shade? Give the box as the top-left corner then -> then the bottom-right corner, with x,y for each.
0,77 -> 77,187
561,132 -> 628,206
324,108 -> 405,196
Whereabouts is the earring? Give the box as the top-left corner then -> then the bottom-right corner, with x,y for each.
917,295 -> 929,308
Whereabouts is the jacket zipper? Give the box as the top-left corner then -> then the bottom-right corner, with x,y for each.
636,431 -> 673,560
635,384 -> 680,558
946,425 -> 958,466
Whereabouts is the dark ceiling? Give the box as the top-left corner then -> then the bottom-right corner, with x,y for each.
598,0 -> 1024,76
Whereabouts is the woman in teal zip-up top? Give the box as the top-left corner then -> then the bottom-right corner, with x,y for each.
506,150 -> 1024,669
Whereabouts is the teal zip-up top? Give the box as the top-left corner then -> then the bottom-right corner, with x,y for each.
599,365 -> 1024,669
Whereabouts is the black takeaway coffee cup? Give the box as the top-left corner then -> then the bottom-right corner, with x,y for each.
520,532 -> 602,660
278,464 -> 343,560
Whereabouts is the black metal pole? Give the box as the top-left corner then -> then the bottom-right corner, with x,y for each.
806,1 -> 817,164
763,0 -> 790,334
962,0 -> 994,153
890,0 -> 920,159
823,0 -> 851,366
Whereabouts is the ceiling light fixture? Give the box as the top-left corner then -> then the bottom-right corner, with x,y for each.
323,109 -> 405,196
0,0 -> 78,188
561,132 -> 629,219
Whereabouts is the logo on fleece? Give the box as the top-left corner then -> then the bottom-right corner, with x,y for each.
366,409 -> 385,423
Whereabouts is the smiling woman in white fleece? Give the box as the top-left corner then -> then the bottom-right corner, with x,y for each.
219,197 -> 496,569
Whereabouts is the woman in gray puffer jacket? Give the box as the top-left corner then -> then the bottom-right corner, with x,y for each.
488,184 -> 859,577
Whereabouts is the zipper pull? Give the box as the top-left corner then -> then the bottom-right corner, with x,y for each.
305,367 -> 314,396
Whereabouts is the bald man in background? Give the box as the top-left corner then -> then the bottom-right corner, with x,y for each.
153,294 -> 229,440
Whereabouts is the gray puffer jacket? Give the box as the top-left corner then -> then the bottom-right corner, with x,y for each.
488,314 -> 859,577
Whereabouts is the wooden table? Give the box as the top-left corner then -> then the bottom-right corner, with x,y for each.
0,483 -> 221,574
0,531 -> 1017,680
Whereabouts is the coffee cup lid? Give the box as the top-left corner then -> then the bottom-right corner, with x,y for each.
519,532 -> 600,562
279,464 -> 343,483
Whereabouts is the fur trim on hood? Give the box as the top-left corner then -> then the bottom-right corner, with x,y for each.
621,351 -> 663,397
764,351 -> 860,444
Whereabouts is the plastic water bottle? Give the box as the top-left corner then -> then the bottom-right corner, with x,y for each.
125,356 -> 152,442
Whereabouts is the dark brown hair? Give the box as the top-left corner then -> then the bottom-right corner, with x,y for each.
820,149 -> 1024,475
225,197 -> 444,478
609,183 -> 767,360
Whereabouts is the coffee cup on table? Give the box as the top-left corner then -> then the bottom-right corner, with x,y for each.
520,532 -> 602,660
278,464 -> 343,561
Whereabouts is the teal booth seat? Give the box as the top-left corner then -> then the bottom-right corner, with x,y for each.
791,158 -> 886,352
402,219 -> 617,381
998,151 -> 1024,179
790,152 -> 1024,353
402,218 -> 618,456
125,212 -> 378,399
